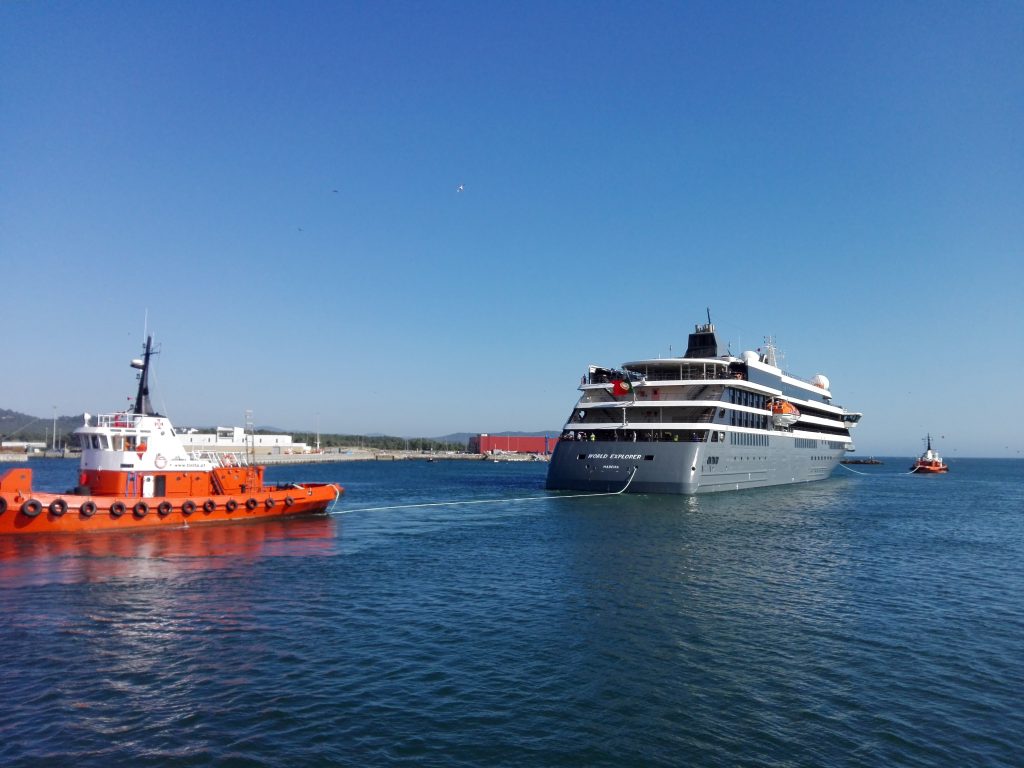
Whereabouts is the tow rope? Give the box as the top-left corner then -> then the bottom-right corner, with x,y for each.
331,465 -> 639,515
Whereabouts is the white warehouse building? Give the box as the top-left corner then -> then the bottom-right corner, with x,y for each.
178,427 -> 312,455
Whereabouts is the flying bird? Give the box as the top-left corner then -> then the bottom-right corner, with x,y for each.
457,183 -> 464,193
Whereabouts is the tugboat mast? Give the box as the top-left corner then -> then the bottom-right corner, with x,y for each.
131,335 -> 157,416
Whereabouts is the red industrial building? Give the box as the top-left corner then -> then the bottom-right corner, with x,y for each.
469,434 -> 558,455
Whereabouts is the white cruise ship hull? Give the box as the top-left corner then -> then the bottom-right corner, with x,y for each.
546,436 -> 845,494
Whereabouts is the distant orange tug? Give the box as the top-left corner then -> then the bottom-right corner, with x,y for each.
910,434 -> 949,474
0,336 -> 343,534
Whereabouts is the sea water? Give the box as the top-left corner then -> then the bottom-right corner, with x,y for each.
1,458 -> 1021,767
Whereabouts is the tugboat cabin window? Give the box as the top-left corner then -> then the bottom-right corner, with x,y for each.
81,434 -> 110,450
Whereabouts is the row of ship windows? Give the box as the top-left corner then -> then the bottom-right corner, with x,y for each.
729,410 -> 769,430
562,429 -> 710,442
730,432 -> 769,446
561,430 -> 847,449
728,389 -> 768,410
796,439 -> 847,449
706,455 -> 768,464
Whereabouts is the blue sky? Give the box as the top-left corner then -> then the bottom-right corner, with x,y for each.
2,1 -> 1021,457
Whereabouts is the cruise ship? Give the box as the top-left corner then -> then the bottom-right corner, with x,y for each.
545,319 -> 862,494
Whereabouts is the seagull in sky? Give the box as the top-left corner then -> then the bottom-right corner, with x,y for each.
457,183 -> 464,193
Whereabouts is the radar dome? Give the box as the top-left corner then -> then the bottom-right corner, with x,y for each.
741,350 -> 759,364
811,374 -> 830,390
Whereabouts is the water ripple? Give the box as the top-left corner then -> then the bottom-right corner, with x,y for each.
1,459 -> 1023,766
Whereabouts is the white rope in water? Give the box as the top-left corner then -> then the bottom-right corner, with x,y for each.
838,463 -> 872,476
331,466 -> 639,516
838,463 -> 918,477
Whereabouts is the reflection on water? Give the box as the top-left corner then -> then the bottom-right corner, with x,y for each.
0,515 -> 338,586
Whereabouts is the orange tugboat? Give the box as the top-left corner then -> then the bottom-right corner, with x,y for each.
910,434 -> 948,474
0,336 -> 343,534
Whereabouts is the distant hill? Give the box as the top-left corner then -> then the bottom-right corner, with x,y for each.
1,408 -> 84,445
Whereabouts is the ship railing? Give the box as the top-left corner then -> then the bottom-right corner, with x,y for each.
561,428 -> 711,443
606,363 -> 732,383
95,412 -> 143,428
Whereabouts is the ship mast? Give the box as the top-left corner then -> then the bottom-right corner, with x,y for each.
131,336 -> 157,416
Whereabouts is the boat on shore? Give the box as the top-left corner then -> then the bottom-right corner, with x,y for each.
910,434 -> 948,474
0,337 -> 343,534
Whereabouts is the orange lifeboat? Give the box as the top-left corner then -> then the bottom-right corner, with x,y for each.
0,336 -> 343,535
769,399 -> 800,428
910,434 -> 948,474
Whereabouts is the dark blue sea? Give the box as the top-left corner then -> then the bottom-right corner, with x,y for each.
1,457 -> 1022,767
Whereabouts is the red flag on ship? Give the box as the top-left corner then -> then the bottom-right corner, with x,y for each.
612,378 -> 633,397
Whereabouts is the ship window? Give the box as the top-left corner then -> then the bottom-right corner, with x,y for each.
711,431 -> 718,442
111,435 -> 124,451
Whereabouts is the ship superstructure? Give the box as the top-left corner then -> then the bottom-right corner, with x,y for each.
545,318 -> 862,494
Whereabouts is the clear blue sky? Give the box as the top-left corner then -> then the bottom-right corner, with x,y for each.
2,1 -> 1021,457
